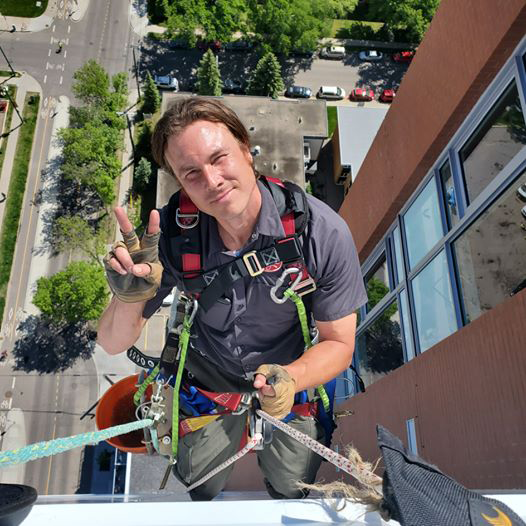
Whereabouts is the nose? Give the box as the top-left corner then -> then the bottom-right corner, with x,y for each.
202,164 -> 224,190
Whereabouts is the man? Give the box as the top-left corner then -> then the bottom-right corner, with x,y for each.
97,97 -> 367,500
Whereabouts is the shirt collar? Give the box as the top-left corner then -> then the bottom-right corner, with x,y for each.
206,179 -> 286,256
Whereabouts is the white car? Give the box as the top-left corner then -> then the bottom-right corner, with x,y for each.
358,50 -> 383,61
320,45 -> 346,59
522,205 -> 526,220
316,86 -> 346,100
517,183 -> 526,201
154,74 -> 179,91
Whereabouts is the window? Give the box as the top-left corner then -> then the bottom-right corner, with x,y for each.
440,160 -> 459,229
460,81 -> 526,204
392,226 -> 405,284
412,250 -> 457,352
406,418 -> 418,455
355,300 -> 404,388
453,169 -> 526,324
364,255 -> 390,312
404,179 -> 444,270
399,288 -> 415,361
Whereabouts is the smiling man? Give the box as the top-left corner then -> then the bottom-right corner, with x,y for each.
97,97 -> 367,501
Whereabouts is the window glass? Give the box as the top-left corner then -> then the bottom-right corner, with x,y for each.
392,226 -> 405,284
440,160 -> 460,229
399,288 -> 415,361
460,81 -> 526,204
364,255 -> 390,313
453,170 -> 526,324
412,250 -> 457,352
355,300 -> 404,388
403,179 -> 443,270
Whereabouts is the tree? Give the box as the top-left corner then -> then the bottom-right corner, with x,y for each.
33,261 -> 109,324
247,0 -> 331,56
53,215 -> 107,263
247,52 -> 284,99
196,49 -> 222,96
107,72 -> 129,112
13,315 -> 96,374
367,0 -> 440,43
142,72 -> 161,114
72,60 -> 110,107
134,157 -> 153,191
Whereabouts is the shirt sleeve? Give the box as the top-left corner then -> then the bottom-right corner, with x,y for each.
305,195 -> 368,322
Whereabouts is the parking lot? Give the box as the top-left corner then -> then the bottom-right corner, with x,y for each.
141,39 -> 410,103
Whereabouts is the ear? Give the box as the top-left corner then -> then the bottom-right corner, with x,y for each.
242,145 -> 253,166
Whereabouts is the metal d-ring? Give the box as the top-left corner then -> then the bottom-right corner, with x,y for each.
270,267 -> 302,304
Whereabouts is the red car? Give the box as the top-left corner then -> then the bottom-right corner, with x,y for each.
349,88 -> 374,102
379,89 -> 396,103
197,40 -> 221,52
392,51 -> 414,63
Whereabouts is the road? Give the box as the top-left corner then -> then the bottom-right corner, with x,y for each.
0,0 -> 137,495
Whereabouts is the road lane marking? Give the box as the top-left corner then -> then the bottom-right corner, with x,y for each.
9,111 -> 51,341
64,50 -> 67,58
49,36 -> 53,44
65,38 -> 69,45
52,25 -> 55,33
46,62 -> 49,70
48,49 -> 51,57
43,75 -> 47,84
59,76 -> 63,85
67,25 -> 71,34
11,377 -> 15,389
45,376 -> 61,495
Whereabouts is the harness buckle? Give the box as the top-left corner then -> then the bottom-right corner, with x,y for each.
176,208 -> 199,229
242,251 -> 264,277
292,275 -> 317,297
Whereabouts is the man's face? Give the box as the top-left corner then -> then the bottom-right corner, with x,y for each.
165,120 -> 257,220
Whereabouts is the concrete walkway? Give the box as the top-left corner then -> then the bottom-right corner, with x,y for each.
0,73 -> 42,232
0,0 -> 90,33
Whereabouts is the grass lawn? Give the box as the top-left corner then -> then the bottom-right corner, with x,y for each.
0,85 -> 17,176
0,92 -> 39,326
330,19 -> 384,38
0,0 -> 48,17
327,106 -> 337,137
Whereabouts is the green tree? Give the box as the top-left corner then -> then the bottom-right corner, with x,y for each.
163,0 -> 248,45
33,262 -> 109,324
53,215 -> 107,263
134,157 -> 153,191
72,60 -> 110,107
247,0 -> 331,56
368,0 -> 440,43
196,49 -> 222,96
107,72 -> 129,112
326,0 -> 359,18
142,71 -> 161,114
247,52 -> 284,99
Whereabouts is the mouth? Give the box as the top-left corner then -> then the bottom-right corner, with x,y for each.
211,188 -> 233,204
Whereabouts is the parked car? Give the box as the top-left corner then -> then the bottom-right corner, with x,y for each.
197,39 -> 221,52
522,205 -> 526,219
392,50 -> 415,63
358,50 -> 383,61
285,86 -> 312,98
379,89 -> 396,103
154,74 -> 179,91
349,88 -> 374,101
223,78 -> 244,94
224,40 -> 253,51
516,183 -> 526,201
320,45 -> 346,59
316,86 -> 346,100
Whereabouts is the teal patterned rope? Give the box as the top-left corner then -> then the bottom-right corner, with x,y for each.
0,418 -> 154,468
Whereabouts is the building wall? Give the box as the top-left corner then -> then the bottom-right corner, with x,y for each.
339,0 -> 526,263
318,289 -> 526,489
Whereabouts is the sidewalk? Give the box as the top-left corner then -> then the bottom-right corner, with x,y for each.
0,73 -> 42,233
0,0 -> 90,33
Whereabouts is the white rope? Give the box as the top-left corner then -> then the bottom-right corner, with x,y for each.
186,433 -> 262,492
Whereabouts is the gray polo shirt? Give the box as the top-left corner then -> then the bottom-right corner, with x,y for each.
144,180 -> 367,379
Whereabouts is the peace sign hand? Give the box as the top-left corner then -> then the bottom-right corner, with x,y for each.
103,207 -> 164,303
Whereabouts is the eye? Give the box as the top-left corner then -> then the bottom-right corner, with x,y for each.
213,154 -> 227,164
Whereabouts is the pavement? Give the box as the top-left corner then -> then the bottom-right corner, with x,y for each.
0,0 -> 90,33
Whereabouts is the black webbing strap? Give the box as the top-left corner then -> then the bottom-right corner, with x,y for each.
183,236 -> 304,311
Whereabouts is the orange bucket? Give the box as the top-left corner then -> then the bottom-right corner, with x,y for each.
95,374 -> 152,454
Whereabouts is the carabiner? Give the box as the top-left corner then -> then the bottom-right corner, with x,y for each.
270,267 -> 302,304
184,297 -> 199,325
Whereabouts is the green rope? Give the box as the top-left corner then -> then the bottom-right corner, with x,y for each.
283,288 -> 330,412
134,364 -> 160,407
171,311 -> 192,460
0,418 -> 154,468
